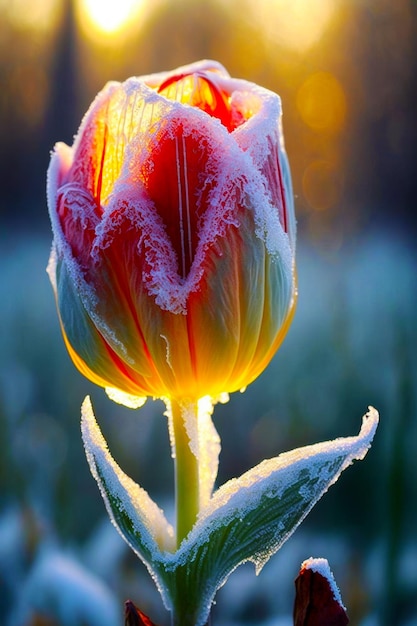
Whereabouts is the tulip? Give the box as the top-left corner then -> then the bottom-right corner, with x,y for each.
47,60 -> 296,406
45,63 -> 379,626
47,60 -> 297,543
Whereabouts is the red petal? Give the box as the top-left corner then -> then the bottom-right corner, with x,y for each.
293,564 -> 349,626
56,185 -> 99,267
142,121 -> 215,280
262,138 -> 288,234
158,71 -> 233,130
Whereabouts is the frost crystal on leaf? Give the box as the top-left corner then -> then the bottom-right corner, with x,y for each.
81,396 -> 174,558
163,397 -> 221,510
80,399 -> 378,626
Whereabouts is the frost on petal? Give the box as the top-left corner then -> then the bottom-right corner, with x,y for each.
140,59 -> 230,90
93,84 -> 293,317
105,387 -> 147,409
47,142 -> 73,221
294,557 -> 349,626
112,105 -> 245,311
52,254 -> 152,397
66,77 -> 175,212
300,557 -> 346,610
68,81 -> 130,207
81,396 -> 175,563
229,78 -> 296,254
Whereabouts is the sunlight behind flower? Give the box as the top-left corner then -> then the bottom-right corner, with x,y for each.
296,72 -> 347,216
76,0 -> 147,39
246,0 -> 336,52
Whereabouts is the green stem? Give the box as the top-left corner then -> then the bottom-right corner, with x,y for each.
171,399 -> 199,547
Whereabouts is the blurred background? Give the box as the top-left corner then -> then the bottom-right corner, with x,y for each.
0,0 -> 416,624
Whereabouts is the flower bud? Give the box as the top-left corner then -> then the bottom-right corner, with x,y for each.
294,558 -> 349,626
47,60 -> 296,403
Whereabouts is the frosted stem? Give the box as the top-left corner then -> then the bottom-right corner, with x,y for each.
171,399 -> 199,547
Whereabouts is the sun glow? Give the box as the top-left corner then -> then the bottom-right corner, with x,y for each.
78,0 -> 145,37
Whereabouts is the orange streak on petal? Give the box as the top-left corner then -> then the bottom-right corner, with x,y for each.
95,121 -> 108,209
158,71 -> 233,130
61,316 -> 158,397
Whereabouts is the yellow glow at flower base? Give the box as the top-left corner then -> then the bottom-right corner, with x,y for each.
78,0 -> 145,37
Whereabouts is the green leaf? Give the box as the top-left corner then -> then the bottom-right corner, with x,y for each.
159,407 -> 378,626
80,397 -> 378,626
81,397 -> 175,584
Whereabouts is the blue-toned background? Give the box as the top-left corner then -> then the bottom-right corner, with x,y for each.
1,1 -> 416,624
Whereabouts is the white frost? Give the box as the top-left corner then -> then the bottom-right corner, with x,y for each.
105,387 -> 147,409
163,397 -> 222,511
174,406 -> 379,569
81,396 -> 174,555
49,61 -> 294,318
301,556 -> 346,610
199,406 -> 377,524
78,400 -> 378,626
188,396 -> 221,510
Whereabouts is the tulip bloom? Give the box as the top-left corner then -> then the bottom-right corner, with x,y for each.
46,63 -> 378,626
47,60 -> 296,404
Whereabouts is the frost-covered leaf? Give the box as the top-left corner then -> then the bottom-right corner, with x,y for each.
80,399 -> 377,626
81,396 -> 175,571
158,407 -> 378,626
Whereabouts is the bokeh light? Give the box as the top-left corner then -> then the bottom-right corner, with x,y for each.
296,72 -> 347,133
302,159 -> 344,212
246,0 -> 336,52
0,0 -> 60,31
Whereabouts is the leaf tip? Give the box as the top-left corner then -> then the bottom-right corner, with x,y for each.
357,406 -> 379,454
